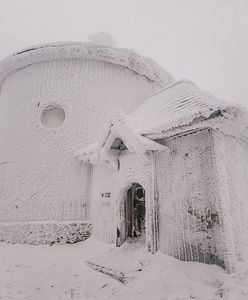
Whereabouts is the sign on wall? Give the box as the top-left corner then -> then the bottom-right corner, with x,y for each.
101,192 -> 111,198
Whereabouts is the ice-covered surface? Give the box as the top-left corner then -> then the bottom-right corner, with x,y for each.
76,79 -> 248,166
0,53 -> 161,239
156,129 -> 225,268
1,237 -> 248,300
0,34 -> 174,88
128,79 -> 248,136
75,110 -> 165,166
0,220 -> 92,244
73,78 -> 248,273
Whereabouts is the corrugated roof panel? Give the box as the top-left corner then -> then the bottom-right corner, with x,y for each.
128,80 -> 227,134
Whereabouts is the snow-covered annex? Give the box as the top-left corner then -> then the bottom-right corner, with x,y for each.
0,34 -> 248,272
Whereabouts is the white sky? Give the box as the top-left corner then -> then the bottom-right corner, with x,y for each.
0,0 -> 247,107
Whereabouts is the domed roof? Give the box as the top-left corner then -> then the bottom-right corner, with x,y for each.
0,33 -> 174,87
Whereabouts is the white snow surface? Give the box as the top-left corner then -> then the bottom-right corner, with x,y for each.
128,79 -> 248,136
76,79 -> 248,168
1,238 -> 248,300
75,110 -> 166,166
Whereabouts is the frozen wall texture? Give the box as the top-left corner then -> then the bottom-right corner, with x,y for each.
0,58 -> 161,243
219,133 -> 248,265
91,164 -> 117,244
155,129 -> 225,267
91,151 -> 155,249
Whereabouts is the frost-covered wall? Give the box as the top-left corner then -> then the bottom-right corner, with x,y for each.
0,58 -> 160,243
155,129 -> 225,267
91,164 -> 117,244
91,151 -> 155,249
0,221 -> 92,245
218,133 -> 248,264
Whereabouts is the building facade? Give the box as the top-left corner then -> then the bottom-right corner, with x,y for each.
77,80 -> 248,272
0,38 -> 172,244
1,37 -> 248,273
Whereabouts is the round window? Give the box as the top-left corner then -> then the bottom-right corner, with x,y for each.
41,105 -> 65,128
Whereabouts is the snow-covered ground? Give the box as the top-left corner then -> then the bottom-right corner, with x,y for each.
1,238 -> 248,300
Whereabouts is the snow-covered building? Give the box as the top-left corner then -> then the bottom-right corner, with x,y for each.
0,34 -> 248,272
76,78 -> 248,272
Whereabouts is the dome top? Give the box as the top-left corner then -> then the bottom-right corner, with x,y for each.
0,33 -> 174,87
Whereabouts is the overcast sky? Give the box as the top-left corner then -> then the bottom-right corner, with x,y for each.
0,0 -> 247,107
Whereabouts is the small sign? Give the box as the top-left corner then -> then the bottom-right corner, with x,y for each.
105,192 -> 111,198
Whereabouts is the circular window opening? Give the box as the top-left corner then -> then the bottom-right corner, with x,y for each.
41,105 -> 65,128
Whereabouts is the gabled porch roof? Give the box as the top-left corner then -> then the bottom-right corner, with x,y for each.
75,79 -> 248,168
75,111 -> 165,169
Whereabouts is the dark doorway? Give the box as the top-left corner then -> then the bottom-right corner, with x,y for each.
126,183 -> 146,240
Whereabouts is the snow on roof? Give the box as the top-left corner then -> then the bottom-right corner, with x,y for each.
75,110 -> 165,167
0,34 -> 173,87
75,79 -> 248,166
127,80 -> 248,136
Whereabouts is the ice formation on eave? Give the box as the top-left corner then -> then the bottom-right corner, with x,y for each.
0,33 -> 174,88
127,79 -> 248,138
75,79 -> 248,164
75,110 -> 165,168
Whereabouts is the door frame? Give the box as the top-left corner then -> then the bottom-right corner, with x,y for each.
116,178 -> 158,253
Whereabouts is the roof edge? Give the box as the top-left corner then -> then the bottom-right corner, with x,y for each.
0,41 -> 174,87
75,110 -> 166,167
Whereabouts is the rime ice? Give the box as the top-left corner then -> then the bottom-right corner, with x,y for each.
0,35 -> 248,274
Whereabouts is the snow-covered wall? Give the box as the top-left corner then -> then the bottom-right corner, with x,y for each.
85,126 -> 248,270
91,151 -> 155,249
155,129 -> 225,267
0,58 -> 160,243
0,221 -> 92,244
91,164 -> 117,244
219,133 -> 248,264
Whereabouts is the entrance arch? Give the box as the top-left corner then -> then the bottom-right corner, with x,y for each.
126,183 -> 146,239
117,183 -> 146,246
